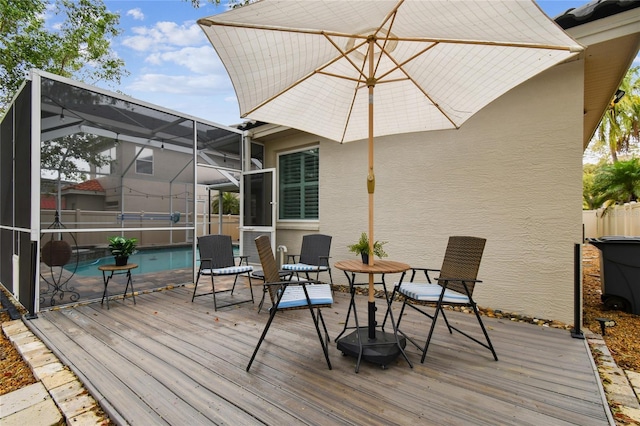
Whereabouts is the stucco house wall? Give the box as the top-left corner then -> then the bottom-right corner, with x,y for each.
257,59 -> 584,324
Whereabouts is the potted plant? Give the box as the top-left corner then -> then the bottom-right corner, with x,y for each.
347,232 -> 388,264
108,236 -> 137,266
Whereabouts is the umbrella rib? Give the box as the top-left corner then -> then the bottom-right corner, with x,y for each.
243,34 -> 369,118
404,37 -> 581,52
375,40 -> 461,128
372,6 -> 400,80
323,33 -> 369,81
199,19 -> 579,53
199,18 -> 386,40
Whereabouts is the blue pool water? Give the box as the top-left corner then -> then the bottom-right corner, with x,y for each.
67,245 -> 238,277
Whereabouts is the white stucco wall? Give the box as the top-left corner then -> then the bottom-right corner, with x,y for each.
258,59 -> 584,324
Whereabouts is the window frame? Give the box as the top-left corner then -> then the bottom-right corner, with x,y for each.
135,146 -> 154,176
277,146 -> 319,222
96,147 -> 116,176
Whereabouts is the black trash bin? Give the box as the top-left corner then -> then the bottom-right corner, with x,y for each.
587,236 -> 640,314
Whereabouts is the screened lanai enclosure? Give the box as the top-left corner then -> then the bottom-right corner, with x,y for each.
0,70 -> 272,315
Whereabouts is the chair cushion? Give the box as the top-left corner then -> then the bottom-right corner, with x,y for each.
201,265 -> 253,275
398,282 -> 469,304
282,263 -> 328,272
277,284 -> 333,309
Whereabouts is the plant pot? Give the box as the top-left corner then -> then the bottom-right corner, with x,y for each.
41,239 -> 72,267
115,256 -> 128,266
361,253 -> 369,264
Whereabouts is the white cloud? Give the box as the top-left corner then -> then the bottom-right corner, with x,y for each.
126,8 -> 145,21
121,21 -> 205,52
127,73 -> 233,95
145,46 -> 222,74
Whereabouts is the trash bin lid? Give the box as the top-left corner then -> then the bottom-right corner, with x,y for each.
596,236 -> 640,243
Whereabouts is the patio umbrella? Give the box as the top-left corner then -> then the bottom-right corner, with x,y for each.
198,0 -> 581,324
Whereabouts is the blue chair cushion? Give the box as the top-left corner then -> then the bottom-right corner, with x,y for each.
277,283 -> 333,309
282,263 -> 327,272
201,265 -> 253,275
398,282 -> 469,304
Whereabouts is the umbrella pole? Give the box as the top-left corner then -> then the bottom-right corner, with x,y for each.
367,40 -> 376,340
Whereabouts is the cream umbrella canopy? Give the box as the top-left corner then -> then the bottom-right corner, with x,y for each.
198,0 -> 581,335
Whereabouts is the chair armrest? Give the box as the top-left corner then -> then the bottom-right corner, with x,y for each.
436,277 -> 482,294
286,254 -> 300,263
409,267 -> 440,283
199,257 -> 213,266
318,255 -> 331,267
263,279 -> 321,287
235,255 -> 250,266
436,277 -> 482,283
412,267 -> 440,272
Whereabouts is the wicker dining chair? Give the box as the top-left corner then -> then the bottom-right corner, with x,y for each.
247,235 -> 333,371
386,236 -> 498,363
282,234 -> 334,286
191,234 -> 254,311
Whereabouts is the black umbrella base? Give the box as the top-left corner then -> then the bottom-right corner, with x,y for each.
337,327 -> 406,369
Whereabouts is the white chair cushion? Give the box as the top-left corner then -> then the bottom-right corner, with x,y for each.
282,263 -> 328,272
201,265 -> 253,275
277,283 -> 333,309
398,282 -> 469,304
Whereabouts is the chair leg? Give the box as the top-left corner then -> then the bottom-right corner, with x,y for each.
381,285 -> 399,329
191,271 -> 202,302
328,268 -> 335,295
397,301 -> 430,355
308,305 -> 332,370
246,272 -> 255,303
247,302 -> 279,371
470,303 -> 498,361
230,274 -> 239,295
258,285 -> 268,313
420,301 -> 443,363
211,274 -> 219,311
440,307 -> 454,333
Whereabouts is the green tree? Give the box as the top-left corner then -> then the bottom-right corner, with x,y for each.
593,158 -> 640,205
212,192 -> 240,215
591,67 -> 640,163
583,163 -> 608,209
0,0 -> 127,114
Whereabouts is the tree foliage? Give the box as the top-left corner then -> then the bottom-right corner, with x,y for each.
212,192 -> 240,215
583,163 -> 608,210
590,158 -> 640,206
0,0 -> 127,115
590,66 -> 640,163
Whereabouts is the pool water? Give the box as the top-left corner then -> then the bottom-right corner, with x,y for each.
67,245 -> 238,277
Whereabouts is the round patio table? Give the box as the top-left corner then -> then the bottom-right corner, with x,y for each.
334,259 -> 412,372
98,264 -> 138,309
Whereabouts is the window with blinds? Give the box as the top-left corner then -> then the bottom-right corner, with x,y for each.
279,147 -> 319,220
135,147 -> 154,175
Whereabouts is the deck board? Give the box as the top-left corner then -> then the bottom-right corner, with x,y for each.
28,285 -> 610,425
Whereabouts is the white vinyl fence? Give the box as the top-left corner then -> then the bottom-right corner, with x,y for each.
583,202 -> 640,238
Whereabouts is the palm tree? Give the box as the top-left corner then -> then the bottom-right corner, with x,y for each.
592,66 -> 640,163
212,192 -> 240,215
593,158 -> 640,204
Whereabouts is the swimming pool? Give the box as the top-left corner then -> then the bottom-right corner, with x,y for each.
66,245 -> 238,277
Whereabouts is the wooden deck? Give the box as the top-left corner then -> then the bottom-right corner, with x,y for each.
27,282 -> 611,425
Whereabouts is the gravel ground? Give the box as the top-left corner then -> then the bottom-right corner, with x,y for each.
583,243 -> 640,373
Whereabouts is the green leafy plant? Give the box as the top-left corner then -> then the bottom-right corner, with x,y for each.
107,236 -> 138,258
347,232 -> 388,258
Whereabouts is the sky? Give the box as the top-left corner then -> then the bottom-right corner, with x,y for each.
90,0 -> 628,127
